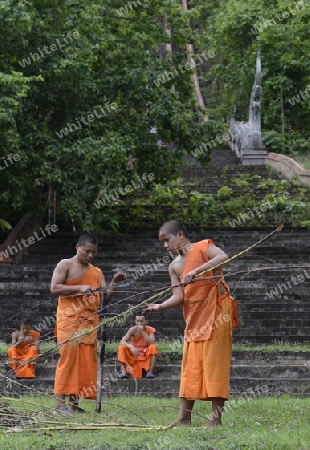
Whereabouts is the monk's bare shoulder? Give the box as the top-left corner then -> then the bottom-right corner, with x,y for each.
55,257 -> 75,270
208,242 -> 228,260
53,257 -> 76,277
51,259 -> 75,288
169,256 -> 185,278
122,327 -> 135,340
128,326 -> 138,336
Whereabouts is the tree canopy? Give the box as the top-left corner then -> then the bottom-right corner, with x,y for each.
1,0 -> 309,231
1,0 -> 209,230
193,0 -> 310,149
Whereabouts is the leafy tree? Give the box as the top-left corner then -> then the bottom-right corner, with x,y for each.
0,0 -> 210,230
193,0 -> 310,144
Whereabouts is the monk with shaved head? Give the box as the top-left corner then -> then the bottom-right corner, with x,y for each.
51,233 -> 126,413
144,220 -> 238,427
117,315 -> 158,378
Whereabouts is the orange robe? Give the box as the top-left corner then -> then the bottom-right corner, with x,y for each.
8,330 -> 40,378
179,239 -> 238,401
117,326 -> 158,378
54,264 -> 102,399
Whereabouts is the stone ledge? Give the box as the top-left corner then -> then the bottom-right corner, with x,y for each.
1,377 -> 309,398
266,152 -> 310,186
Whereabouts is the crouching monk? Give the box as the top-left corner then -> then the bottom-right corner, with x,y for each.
143,220 -> 238,427
8,317 -> 40,378
50,233 -> 126,413
117,315 -> 158,378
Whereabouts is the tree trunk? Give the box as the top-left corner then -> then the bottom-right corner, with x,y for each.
181,0 -> 207,116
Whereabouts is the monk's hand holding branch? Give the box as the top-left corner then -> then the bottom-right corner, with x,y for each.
142,303 -> 161,314
79,285 -> 95,294
182,270 -> 198,285
111,271 -> 127,284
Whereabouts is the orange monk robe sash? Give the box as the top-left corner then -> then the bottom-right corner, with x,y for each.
117,326 -> 158,378
54,264 -> 102,398
56,264 -> 102,345
179,299 -> 233,400
8,330 -> 40,378
179,240 -> 238,400
181,239 -> 238,343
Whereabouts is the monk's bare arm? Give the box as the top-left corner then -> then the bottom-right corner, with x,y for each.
143,264 -> 183,314
120,328 -> 138,355
50,260 -> 93,295
142,330 -> 155,345
182,243 -> 228,284
120,328 -> 134,345
11,331 -> 33,348
11,331 -> 19,347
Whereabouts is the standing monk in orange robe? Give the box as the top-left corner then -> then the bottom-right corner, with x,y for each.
117,315 -> 158,378
144,220 -> 238,427
50,233 -> 126,413
8,317 -> 40,378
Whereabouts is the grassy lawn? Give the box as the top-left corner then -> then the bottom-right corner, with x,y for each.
1,339 -> 310,356
0,395 -> 309,449
1,341 -> 309,449
105,340 -> 310,355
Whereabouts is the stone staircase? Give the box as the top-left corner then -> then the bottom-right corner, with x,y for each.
2,349 -> 309,399
0,228 -> 310,398
1,229 -> 310,342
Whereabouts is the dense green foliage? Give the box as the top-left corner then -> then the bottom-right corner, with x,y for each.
1,0 -> 309,231
193,0 -> 310,152
0,0 -> 210,230
115,169 -> 310,231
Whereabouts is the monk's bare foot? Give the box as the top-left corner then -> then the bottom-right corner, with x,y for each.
202,419 -> 222,428
168,418 -> 191,429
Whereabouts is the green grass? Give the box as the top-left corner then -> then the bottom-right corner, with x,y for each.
0,395 -> 309,449
232,342 -> 310,352
1,339 -> 310,358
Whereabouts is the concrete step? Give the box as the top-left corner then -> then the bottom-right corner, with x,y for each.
2,344 -> 309,397
2,347 -> 310,359
2,315 -> 310,330
2,376 -> 309,398
9,362 -> 308,380
1,349 -> 309,362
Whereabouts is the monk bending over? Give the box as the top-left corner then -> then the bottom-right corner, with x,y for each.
50,233 -> 126,413
117,315 -> 158,378
8,317 -> 40,379
143,220 -> 238,428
